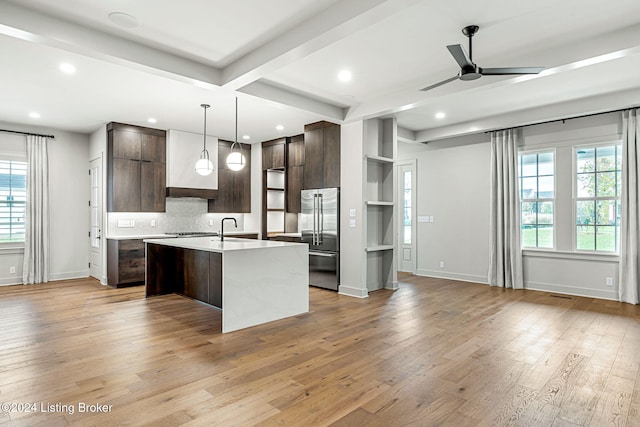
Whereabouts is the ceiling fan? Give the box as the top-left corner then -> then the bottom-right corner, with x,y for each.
420,25 -> 544,92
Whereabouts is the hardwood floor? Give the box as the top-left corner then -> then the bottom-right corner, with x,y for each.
1,276 -> 640,426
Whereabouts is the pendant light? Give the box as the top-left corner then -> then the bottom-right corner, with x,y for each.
226,97 -> 246,171
195,103 -> 214,176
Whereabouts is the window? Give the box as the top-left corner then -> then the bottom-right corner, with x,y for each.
0,160 -> 27,243
575,144 -> 621,252
519,151 -> 554,248
402,170 -> 412,244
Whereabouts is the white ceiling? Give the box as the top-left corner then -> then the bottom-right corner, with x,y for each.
1,0 -> 639,143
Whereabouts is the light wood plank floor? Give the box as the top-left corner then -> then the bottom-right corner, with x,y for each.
1,276 -> 640,426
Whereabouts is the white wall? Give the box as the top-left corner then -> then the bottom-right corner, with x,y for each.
339,121 -> 367,297
0,121 -> 89,285
398,112 -> 623,300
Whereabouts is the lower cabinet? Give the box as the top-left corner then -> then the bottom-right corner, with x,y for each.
107,239 -> 145,287
145,244 -> 222,309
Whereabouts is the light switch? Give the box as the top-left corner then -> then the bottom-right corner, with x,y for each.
209,219 -> 214,226
130,220 -> 135,227
117,220 -> 132,228
150,219 -> 156,227
429,216 -> 434,223
349,209 -> 356,217
418,216 -> 429,223
349,219 -> 356,228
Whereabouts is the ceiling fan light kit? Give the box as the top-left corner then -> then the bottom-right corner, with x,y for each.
421,25 -> 544,92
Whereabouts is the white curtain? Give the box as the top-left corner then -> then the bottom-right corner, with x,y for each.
22,135 -> 50,284
488,129 -> 523,289
619,109 -> 640,304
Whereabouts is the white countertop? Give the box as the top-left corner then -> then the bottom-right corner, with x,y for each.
144,236 -> 304,253
108,231 -> 259,240
107,234 -> 173,240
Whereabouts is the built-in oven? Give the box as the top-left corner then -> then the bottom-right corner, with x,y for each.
309,250 -> 339,291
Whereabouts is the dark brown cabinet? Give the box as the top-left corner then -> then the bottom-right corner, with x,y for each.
145,243 -> 222,309
262,138 -> 286,170
287,134 -> 304,213
303,121 -> 340,189
208,140 -> 251,213
107,122 -> 166,212
107,239 -> 145,287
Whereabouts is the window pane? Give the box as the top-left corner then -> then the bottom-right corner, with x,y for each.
402,171 -> 411,245
596,146 -> 616,171
0,160 -> 27,243
538,225 -> 553,248
576,173 -> 594,197
538,176 -> 554,198
576,148 -> 595,172
520,154 -> 537,177
596,200 -> 617,225
521,225 -> 537,247
596,172 -> 616,197
538,202 -> 553,224
521,177 -> 537,199
521,202 -> 537,225
595,226 -> 616,251
577,225 -> 596,250
576,200 -> 595,227
538,152 -> 554,175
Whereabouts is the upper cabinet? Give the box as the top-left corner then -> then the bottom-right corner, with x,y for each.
166,130 -> 218,198
208,140 -> 251,213
262,138 -> 286,170
287,134 -> 304,213
107,122 -> 166,212
303,121 -> 340,189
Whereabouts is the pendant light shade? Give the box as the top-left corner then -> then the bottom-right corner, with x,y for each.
195,103 -> 214,176
226,97 -> 246,171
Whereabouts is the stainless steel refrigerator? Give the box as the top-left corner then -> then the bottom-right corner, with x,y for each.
301,188 -> 339,290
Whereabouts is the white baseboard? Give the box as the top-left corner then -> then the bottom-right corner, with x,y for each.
49,270 -> 90,281
0,277 -> 21,286
416,269 -> 488,285
338,284 -> 369,298
524,281 -> 618,301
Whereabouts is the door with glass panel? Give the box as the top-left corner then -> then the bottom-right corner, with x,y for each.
89,157 -> 103,281
398,161 -> 416,273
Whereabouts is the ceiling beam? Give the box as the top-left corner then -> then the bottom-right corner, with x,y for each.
239,80 -> 345,121
0,2 -> 221,89
414,87 -> 640,142
221,0 -> 424,91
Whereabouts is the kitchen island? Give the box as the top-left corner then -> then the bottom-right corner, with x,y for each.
144,236 -> 308,333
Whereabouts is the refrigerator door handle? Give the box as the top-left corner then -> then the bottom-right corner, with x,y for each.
319,194 -> 324,244
312,194 -> 317,246
309,251 -> 336,258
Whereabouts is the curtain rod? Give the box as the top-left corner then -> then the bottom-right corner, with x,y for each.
487,105 -> 640,134
0,128 -> 55,139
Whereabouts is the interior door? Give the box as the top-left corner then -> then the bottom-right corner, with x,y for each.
89,157 -> 103,281
398,161 -> 416,273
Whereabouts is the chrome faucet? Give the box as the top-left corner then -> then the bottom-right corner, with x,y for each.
220,217 -> 237,241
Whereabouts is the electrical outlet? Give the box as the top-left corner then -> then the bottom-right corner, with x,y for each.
9,266 -> 16,274
605,277 -> 613,286
439,261 -> 445,269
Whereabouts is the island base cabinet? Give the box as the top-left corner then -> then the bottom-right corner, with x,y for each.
145,243 -> 222,309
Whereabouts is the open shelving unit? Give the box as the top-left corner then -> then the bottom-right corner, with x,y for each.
363,118 -> 397,291
265,169 -> 285,237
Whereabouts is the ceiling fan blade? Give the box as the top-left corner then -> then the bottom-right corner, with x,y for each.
479,67 -> 544,75
420,75 -> 459,92
446,44 -> 474,69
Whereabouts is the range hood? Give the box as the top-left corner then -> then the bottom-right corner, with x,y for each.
166,129 -> 218,199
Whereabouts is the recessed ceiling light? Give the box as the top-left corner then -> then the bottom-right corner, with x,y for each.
108,12 -> 139,29
276,125 -> 284,131
338,70 -> 352,82
242,135 -> 250,140
59,63 -> 76,74
29,112 -> 40,119
147,118 -> 157,124
435,112 -> 446,119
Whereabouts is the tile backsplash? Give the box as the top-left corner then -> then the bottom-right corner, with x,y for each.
107,198 -> 245,237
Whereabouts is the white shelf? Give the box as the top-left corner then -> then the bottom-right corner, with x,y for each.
365,245 -> 395,252
365,154 -> 394,164
365,201 -> 394,206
